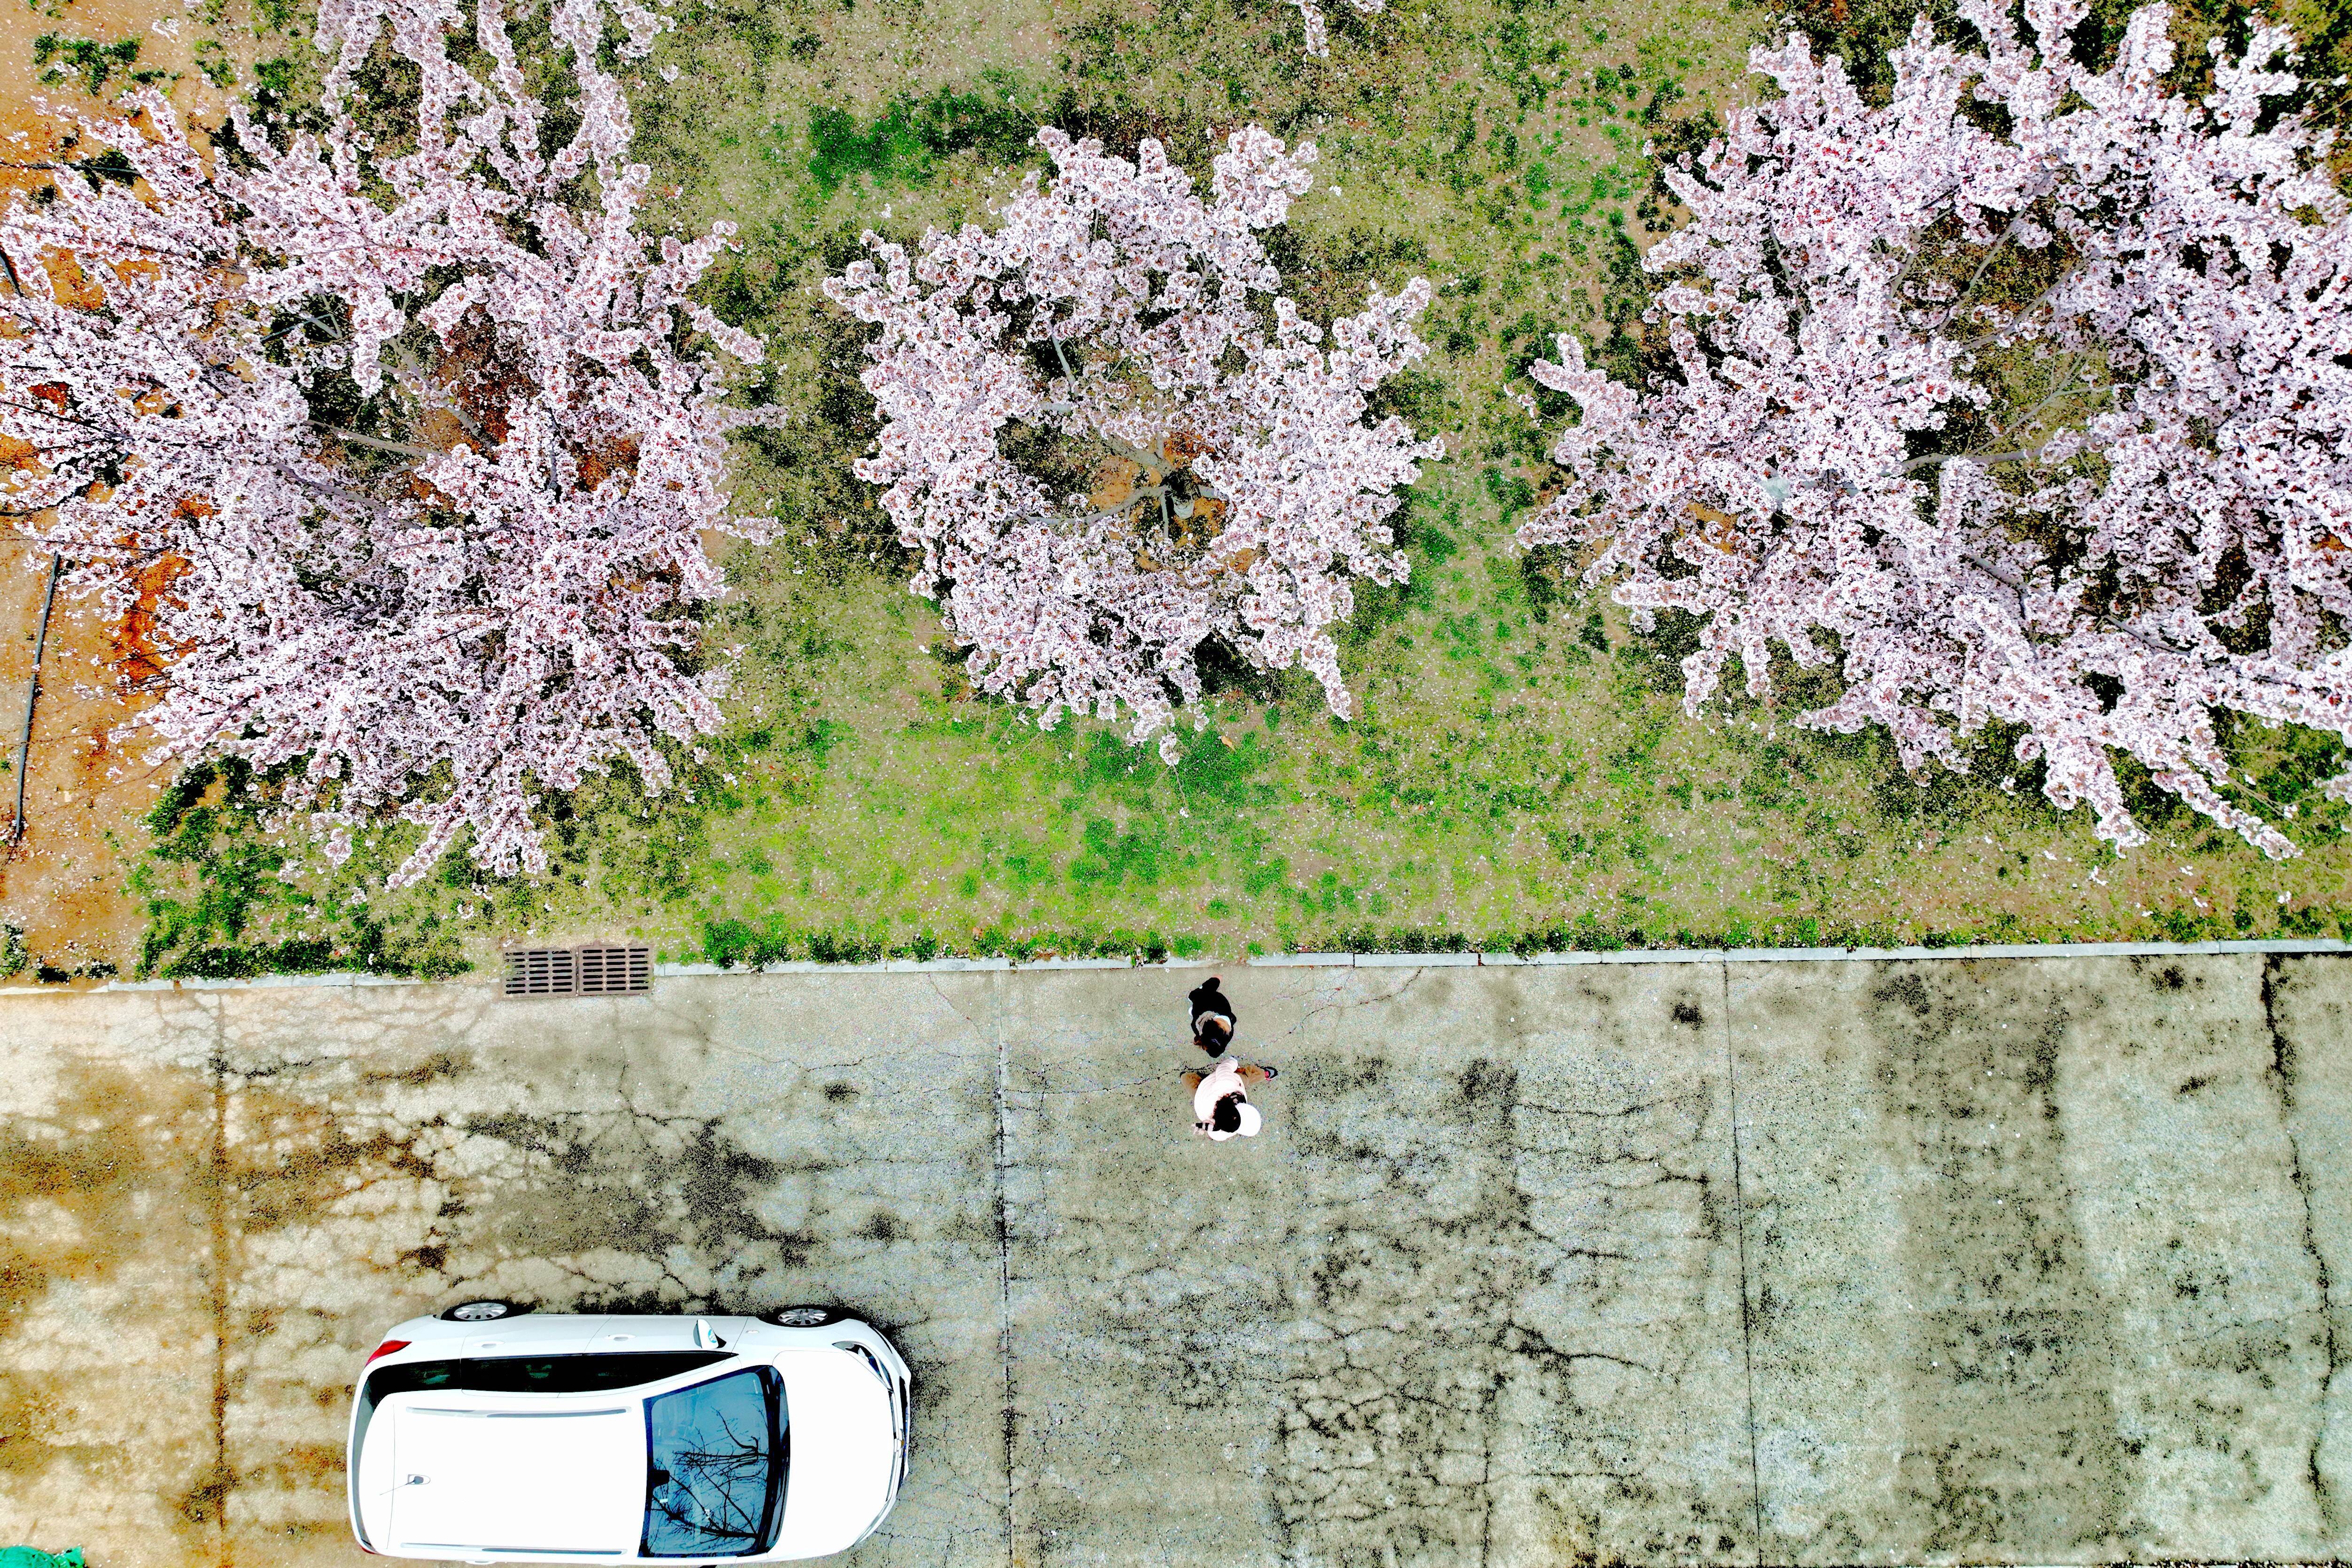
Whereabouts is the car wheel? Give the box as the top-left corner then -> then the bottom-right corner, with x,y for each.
439,1298 -> 532,1323
757,1304 -> 840,1327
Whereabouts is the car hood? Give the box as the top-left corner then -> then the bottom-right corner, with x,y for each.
382,1398 -> 646,1556
774,1350 -> 896,1559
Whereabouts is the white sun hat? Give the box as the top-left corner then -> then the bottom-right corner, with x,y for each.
1204,1099 -> 1262,1141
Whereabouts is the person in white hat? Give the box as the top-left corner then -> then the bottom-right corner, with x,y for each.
1183,1055 -> 1275,1141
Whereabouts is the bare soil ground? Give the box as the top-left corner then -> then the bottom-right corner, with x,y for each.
0,0 -> 261,976
0,557 -> 162,976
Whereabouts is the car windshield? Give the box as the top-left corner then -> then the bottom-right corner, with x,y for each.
641,1366 -> 785,1559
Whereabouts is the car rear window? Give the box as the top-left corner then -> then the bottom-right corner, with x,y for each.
641,1366 -> 785,1559
363,1350 -> 733,1404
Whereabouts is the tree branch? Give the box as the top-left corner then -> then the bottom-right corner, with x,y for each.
1958,550 -> 2196,662
324,426 -> 441,458
1957,275 -> 2065,351
1929,215 -> 2023,333
1097,431 -> 1170,483
1899,444 -> 2048,474
394,337 -> 489,445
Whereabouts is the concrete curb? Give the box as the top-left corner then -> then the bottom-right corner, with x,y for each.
753,956 -> 1017,974
1254,938 -> 2351,969
12,936 -> 2337,998
55,970 -> 425,994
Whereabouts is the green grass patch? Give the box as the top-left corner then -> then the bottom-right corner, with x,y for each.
806,78 -> 1058,194
34,33 -> 167,96
92,0 -> 2352,978
133,760 -> 472,980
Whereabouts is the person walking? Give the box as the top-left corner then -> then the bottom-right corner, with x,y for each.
1183,1054 -> 1275,1141
1188,975 -> 1237,1057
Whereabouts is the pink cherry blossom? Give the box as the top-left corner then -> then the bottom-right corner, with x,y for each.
0,0 -> 770,888
1521,0 -> 2352,857
826,126 -> 1441,760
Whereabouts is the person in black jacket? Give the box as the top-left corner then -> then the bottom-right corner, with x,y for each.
1188,976 -> 1237,1058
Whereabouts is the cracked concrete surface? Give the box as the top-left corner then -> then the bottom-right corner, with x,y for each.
1,955 -> 2349,1566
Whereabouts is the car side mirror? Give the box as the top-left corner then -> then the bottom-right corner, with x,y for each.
693,1318 -> 727,1350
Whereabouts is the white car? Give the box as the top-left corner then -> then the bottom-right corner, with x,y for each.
348,1300 -> 910,1564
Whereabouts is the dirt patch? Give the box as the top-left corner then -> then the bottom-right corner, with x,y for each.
0,559 -> 169,977
0,0 -> 251,980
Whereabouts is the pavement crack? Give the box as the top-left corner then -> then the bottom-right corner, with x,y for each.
2146,1304 -> 2327,1355
926,975 -> 987,1041
1552,1349 -> 1664,1377
1721,961 -> 1765,1565
2262,953 -> 2344,1536
204,1022 -> 233,1568
1280,974 -> 1421,1046
1520,1096 -> 1677,1120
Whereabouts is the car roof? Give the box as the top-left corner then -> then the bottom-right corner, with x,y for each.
383,1397 -> 646,1555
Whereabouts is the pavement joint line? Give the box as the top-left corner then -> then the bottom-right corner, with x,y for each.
1720,961 -> 1765,1565
21,936 -> 2343,997
985,969 -> 1017,1564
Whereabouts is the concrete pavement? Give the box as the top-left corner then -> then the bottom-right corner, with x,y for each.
1,954 -> 2348,1565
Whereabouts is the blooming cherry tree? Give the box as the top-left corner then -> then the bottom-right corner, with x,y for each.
1522,0 -> 2352,856
0,0 -> 770,886
827,127 -> 1441,760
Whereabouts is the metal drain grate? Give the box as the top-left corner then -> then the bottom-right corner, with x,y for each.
576,942 -> 652,994
502,943 -> 651,997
